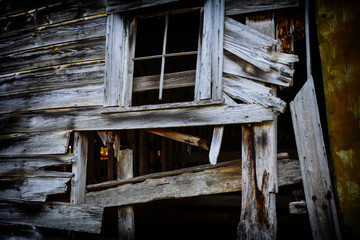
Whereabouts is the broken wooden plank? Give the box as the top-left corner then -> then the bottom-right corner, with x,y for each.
133,70 -> 195,92
209,126 -> 224,164
0,83 -> 103,115
223,76 -> 286,112
0,15 -> 106,57
223,51 -> 292,87
0,60 -> 105,97
0,177 -> 70,202
147,129 -> 209,151
0,154 -> 74,173
0,201 -> 103,234
85,159 -> 301,207
0,131 -> 71,156
225,0 -> 299,16
0,37 -> 105,76
0,104 -> 276,134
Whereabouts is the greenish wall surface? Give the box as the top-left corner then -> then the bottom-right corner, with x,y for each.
316,0 -> 360,238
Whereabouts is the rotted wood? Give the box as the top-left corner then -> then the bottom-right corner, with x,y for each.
85,158 -> 302,207
0,201 -> 103,234
225,0 -> 299,16
146,129 -> 209,151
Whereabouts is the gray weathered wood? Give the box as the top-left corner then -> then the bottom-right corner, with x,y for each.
225,0 -> 299,16
0,83 -> 103,115
0,15 -> 106,56
195,0 -> 224,100
0,104 -> 276,134
209,126 -> 224,165
0,176 -> 71,202
85,158 -> 301,207
147,129 -> 209,151
71,132 -> 88,205
0,201 -> 103,233
104,13 -> 125,107
0,131 -> 71,156
238,124 -> 276,240
290,0 -> 342,238
0,60 -> 105,97
116,147 -> 135,240
0,154 -> 74,172
0,0 -> 106,37
290,79 -> 342,240
133,70 -> 195,92
223,51 -> 292,87
106,0 -> 191,14
223,76 -> 286,113
0,36 -> 105,76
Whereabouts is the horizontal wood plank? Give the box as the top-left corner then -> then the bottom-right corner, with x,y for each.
0,104 -> 276,134
0,201 -> 103,233
0,60 -> 105,96
133,70 -> 195,92
0,177 -> 70,202
0,15 -> 106,56
0,131 -> 71,156
0,0 -> 106,37
0,83 -> 103,115
0,37 -> 105,76
223,76 -> 286,113
225,0 -> 299,16
85,159 -> 301,207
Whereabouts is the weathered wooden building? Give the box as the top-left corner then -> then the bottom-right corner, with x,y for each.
0,0 -> 357,239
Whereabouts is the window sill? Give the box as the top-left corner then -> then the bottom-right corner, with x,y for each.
101,99 -> 225,114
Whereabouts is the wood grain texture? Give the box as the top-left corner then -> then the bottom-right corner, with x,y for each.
225,0 -> 299,16
0,201 -> 103,233
85,159 -> 301,207
290,79 -> 342,240
0,60 -> 105,97
0,131 -> 71,156
0,104 -> 276,134
209,126 -> 224,165
0,15 -> 106,56
0,37 -> 105,76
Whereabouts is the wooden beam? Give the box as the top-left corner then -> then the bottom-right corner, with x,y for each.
106,0 -> 190,14
71,132 -> 88,205
85,159 -> 302,207
209,126 -> 224,164
0,201 -> 103,234
147,129 -> 209,151
116,147 -> 135,240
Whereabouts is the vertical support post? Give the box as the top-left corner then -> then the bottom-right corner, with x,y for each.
115,133 -> 135,240
238,124 -> 277,240
238,13 -> 278,240
71,132 -> 88,205
209,125 -> 224,165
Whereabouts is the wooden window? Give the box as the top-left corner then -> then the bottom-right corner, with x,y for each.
104,0 -> 225,109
